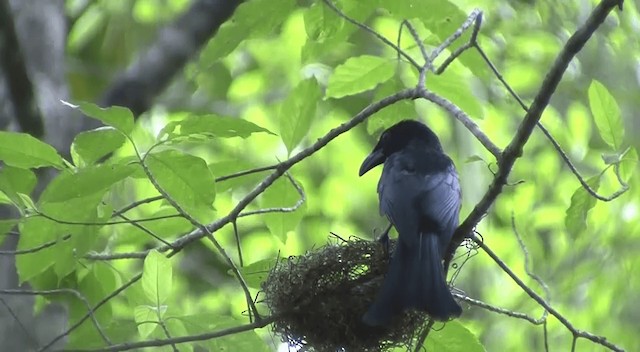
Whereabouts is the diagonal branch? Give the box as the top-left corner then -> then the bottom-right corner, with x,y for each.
445,0 -> 624,268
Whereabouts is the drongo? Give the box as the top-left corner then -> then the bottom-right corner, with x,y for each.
359,119 -> 462,326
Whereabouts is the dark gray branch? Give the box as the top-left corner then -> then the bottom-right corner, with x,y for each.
99,0 -> 242,118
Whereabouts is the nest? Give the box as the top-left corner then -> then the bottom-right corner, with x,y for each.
262,238 -> 428,351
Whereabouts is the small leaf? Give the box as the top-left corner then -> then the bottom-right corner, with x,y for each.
601,153 -> 620,165
618,147 -> 638,182
0,131 -> 64,169
40,163 -> 136,204
260,176 -> 305,242
588,80 -> 624,150
326,55 -> 396,98
142,250 -> 173,305
145,150 -> 216,221
279,78 -> 322,154
234,258 -> 279,289
424,321 -> 486,352
134,305 -> 161,339
65,101 -> 135,136
159,114 -> 273,141
71,127 -> 127,165
0,166 -> 37,209
565,176 -> 601,238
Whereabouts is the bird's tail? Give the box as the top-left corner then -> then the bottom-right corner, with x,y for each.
362,233 -> 461,326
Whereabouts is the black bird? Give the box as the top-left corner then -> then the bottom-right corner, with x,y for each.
359,119 -> 462,326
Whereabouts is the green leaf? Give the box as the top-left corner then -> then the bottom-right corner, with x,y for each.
465,155 -> 485,164
234,258 -> 279,289
326,55 -> 396,98
0,131 -> 64,169
428,69 -> 484,119
367,77 -> 415,134
142,250 -> 173,305
588,80 -> 624,150
71,127 -> 127,165
260,176 -> 305,242
0,166 -> 37,209
424,320 -> 486,352
565,176 -> 601,238
134,305 -> 163,339
618,147 -> 638,182
201,0 -> 295,62
145,150 -> 216,222
66,101 -> 135,136
39,163 -> 136,204
159,114 -> 273,141
279,78 -> 322,154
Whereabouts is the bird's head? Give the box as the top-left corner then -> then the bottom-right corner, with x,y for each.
359,119 -> 442,176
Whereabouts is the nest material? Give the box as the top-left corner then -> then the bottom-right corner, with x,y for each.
262,238 -> 428,351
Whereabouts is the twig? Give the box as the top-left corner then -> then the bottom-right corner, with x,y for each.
34,211 -> 182,226
0,234 -> 71,255
476,237 -> 624,352
429,9 -> 483,66
474,42 -> 629,201
434,11 -> 483,74
0,297 -> 38,348
413,319 -> 436,352
139,152 -> 261,321
445,0 -> 624,268
39,274 -> 141,352
417,89 -> 501,158
320,0 -> 420,69
1,288 -> 112,347
66,314 -> 279,352
238,172 -> 306,218
454,293 -> 543,324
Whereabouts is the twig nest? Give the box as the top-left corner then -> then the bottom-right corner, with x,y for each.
262,238 -> 428,351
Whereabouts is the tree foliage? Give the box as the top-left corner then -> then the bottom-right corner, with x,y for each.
1,0 -> 639,351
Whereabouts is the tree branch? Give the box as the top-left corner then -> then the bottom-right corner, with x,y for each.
445,0 -> 623,267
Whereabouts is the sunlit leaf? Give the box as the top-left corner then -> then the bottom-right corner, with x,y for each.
618,147 -> 638,182
134,305 -> 161,339
260,176 -> 305,242
178,314 -> 270,352
326,55 -> 396,98
142,250 -> 173,305
367,77 -> 415,134
65,101 -> 135,136
279,78 -> 322,154
145,150 -> 216,222
159,114 -> 273,141
71,127 -> 127,165
234,258 -> 279,289
40,164 -> 136,204
0,166 -> 37,209
424,320 -> 486,352
565,176 -> 601,238
0,132 -> 64,169
588,80 -> 624,150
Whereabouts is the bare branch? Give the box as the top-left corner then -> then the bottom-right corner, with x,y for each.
476,238 -> 624,352
446,0 -> 624,267
0,288 -> 111,347
66,314 -> 279,352
238,172 -> 306,218
454,293 -> 544,324
39,274 -> 141,352
0,234 -> 71,255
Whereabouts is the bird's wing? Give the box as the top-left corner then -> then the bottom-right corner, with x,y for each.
378,153 -> 461,249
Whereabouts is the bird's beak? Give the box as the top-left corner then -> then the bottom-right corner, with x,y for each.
359,149 -> 385,176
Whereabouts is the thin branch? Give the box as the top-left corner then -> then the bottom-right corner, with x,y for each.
0,288 -> 111,347
39,274 -> 141,352
0,234 -> 71,255
115,213 -> 174,248
474,43 -> 629,201
511,214 -> 551,304
111,196 -> 163,218
34,211 -> 182,226
67,314 -> 279,352
434,11 -> 483,74
454,293 -> 543,325
139,152 -> 261,321
476,237 -> 624,352
429,9 -> 483,65
215,164 -> 278,182
0,297 -> 38,347
413,319 -> 436,352
418,89 -> 501,158
237,172 -> 306,218
445,0 -> 623,268
320,0 -> 420,69
85,251 -> 148,261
